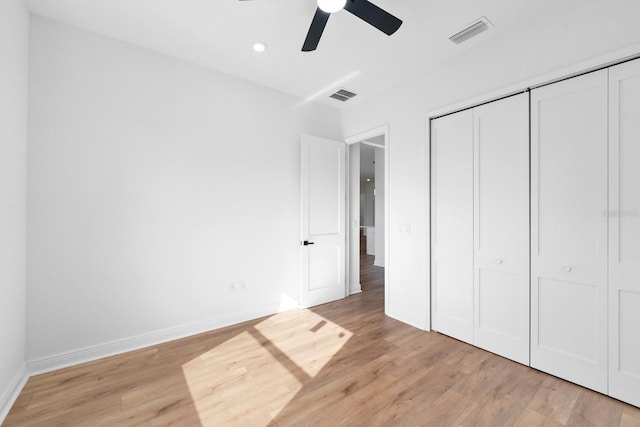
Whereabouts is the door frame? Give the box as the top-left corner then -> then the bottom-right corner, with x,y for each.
345,125 -> 390,313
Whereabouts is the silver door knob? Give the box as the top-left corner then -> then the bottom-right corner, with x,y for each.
495,258 -> 503,265
562,265 -> 572,273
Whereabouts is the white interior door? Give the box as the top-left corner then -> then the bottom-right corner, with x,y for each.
531,70 -> 608,393
300,135 -> 346,308
473,94 -> 530,365
609,58 -> 640,407
431,110 -> 474,344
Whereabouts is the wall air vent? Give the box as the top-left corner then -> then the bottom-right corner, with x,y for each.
449,17 -> 492,45
330,88 -> 357,102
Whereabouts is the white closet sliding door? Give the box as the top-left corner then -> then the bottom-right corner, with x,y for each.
431,95 -> 529,362
473,94 -> 530,365
431,110 -> 474,344
531,70 -> 608,393
609,58 -> 640,407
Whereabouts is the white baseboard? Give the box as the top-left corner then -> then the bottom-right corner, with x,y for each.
349,283 -> 362,295
0,363 -> 28,424
27,302 -> 283,375
386,308 -> 428,331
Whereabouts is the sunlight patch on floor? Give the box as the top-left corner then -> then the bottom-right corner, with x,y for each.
254,310 -> 353,378
180,310 -> 353,425
181,330 -> 302,424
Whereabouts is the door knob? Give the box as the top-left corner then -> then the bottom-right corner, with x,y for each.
495,258 -> 503,265
303,240 -> 315,246
562,265 -> 572,273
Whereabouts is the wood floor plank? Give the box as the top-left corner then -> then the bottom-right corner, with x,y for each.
462,363 -> 545,427
270,354 -> 395,426
624,405 -> 640,421
621,412 -> 640,427
566,388 -> 623,426
513,409 -> 564,427
527,375 -> 582,424
305,373 -> 402,427
4,232 -> 638,426
420,388 -> 479,427
387,362 -> 471,426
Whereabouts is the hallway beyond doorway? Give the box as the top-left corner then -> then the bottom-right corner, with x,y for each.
360,228 -> 384,293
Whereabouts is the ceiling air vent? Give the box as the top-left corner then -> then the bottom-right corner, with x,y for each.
330,89 -> 357,102
449,17 -> 492,45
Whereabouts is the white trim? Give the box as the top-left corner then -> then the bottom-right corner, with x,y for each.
27,302 -> 283,375
361,141 -> 385,149
0,364 -> 28,424
426,45 -> 640,120
345,125 -> 388,145
345,124 -> 390,315
345,144 -> 352,299
425,115 -> 432,332
346,143 -> 363,299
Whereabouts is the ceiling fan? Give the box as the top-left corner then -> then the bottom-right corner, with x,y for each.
240,0 -> 403,52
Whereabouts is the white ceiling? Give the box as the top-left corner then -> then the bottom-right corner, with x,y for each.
26,0 -> 640,108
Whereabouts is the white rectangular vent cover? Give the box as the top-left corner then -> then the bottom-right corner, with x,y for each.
449,17 -> 492,44
330,89 -> 357,102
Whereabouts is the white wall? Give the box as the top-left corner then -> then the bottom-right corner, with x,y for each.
0,0 -> 29,419
27,16 -> 342,364
341,1 -> 640,330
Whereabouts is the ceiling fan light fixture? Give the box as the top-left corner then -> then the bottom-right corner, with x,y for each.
317,0 -> 346,13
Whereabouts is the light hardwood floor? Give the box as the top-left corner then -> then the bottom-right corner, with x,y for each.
5,234 -> 640,426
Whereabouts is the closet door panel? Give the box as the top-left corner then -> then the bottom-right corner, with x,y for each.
531,70 -> 608,393
431,110 -> 474,344
609,58 -> 640,407
473,94 -> 530,365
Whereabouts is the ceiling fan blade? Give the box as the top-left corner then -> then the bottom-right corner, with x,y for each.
343,0 -> 402,35
302,8 -> 330,52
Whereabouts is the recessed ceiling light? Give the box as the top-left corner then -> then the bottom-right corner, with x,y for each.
253,42 -> 267,52
366,178 -> 371,182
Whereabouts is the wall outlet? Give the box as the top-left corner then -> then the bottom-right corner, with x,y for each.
399,280 -> 406,290
239,280 -> 246,290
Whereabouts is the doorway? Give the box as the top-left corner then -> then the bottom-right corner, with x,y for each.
359,142 -> 384,292
346,127 -> 388,310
